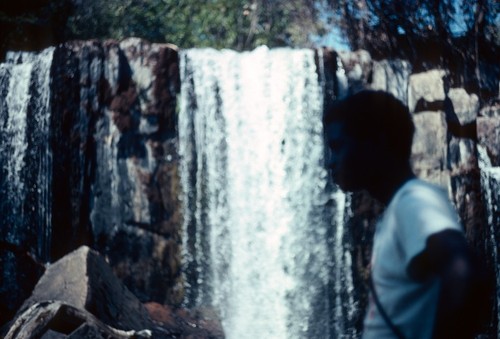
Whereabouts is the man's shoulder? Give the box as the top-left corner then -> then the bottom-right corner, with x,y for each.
396,178 -> 448,206
393,178 -> 462,233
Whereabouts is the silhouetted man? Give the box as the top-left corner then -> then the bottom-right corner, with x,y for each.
324,90 -> 478,339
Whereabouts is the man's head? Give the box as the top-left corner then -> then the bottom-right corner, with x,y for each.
323,90 -> 415,191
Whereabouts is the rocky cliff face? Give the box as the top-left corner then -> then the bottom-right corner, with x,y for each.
0,38 -> 183,325
0,39 -> 498,337
55,38 -> 183,306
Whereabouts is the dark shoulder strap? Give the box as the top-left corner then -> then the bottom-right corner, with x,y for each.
368,275 -> 406,339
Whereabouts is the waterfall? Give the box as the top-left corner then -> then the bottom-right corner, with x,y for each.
478,145 -> 500,337
179,47 -> 355,338
335,56 -> 348,99
0,48 -> 54,262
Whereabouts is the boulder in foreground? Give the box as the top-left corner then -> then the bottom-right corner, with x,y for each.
5,246 -> 177,338
4,246 -> 224,338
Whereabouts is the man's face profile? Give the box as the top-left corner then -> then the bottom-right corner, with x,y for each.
325,121 -> 370,192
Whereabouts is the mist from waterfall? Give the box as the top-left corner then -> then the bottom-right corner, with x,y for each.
178,47 -> 355,339
0,48 -> 54,263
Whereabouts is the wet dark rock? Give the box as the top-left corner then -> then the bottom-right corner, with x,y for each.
104,225 -> 183,304
50,41 -> 101,261
145,302 -> 181,331
144,302 -> 225,339
88,38 -> 183,305
17,246 -> 153,331
4,301 -> 155,339
171,307 -> 225,339
343,191 -> 384,331
0,245 -> 45,326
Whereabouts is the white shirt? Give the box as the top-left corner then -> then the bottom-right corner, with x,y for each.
362,179 -> 462,339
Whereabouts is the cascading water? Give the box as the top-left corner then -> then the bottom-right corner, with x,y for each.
478,145 -> 500,337
179,47 -> 356,338
0,48 -> 54,263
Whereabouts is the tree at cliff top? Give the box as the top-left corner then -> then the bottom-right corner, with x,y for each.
66,0 -> 326,50
327,0 -> 500,97
0,0 -> 72,59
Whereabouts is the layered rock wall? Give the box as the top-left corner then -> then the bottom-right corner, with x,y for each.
0,38 -> 183,325
331,49 -> 500,336
52,38 -> 183,306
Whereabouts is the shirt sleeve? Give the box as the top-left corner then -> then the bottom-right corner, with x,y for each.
394,185 -> 462,268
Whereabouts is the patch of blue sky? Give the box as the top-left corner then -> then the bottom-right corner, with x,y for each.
311,26 -> 351,51
449,0 -> 469,36
311,0 -> 351,51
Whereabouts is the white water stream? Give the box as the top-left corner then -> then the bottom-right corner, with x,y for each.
0,48 -> 54,261
478,145 -> 500,337
179,47 -> 353,338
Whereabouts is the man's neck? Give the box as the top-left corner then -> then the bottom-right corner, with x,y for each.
368,165 -> 416,205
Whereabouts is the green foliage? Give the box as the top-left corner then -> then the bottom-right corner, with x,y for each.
327,0 -> 499,63
0,0 -> 73,58
327,0 -> 499,96
5,0 -> 496,96
329,0 -> 500,51
66,0 -> 325,50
